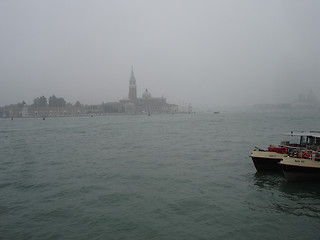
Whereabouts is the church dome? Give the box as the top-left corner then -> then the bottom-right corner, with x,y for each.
142,89 -> 152,99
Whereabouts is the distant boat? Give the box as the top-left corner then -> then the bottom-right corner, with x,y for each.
214,111 -> 220,114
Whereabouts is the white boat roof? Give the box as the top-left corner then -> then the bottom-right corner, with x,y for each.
283,131 -> 320,138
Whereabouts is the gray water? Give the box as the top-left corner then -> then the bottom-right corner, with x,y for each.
1,110 -> 320,240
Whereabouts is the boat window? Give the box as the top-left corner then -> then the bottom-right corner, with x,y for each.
315,138 -> 320,146
300,136 -> 307,146
307,137 -> 314,145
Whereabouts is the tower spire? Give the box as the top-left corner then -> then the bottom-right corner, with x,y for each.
130,65 -> 135,81
128,66 -> 137,100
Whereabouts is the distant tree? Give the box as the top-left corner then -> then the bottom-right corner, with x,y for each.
48,95 -> 57,106
33,96 -> 47,107
74,101 -> 82,108
48,95 -> 66,107
17,101 -> 26,108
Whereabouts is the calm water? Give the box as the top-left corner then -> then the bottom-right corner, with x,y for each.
1,110 -> 320,240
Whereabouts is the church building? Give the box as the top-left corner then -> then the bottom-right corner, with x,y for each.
119,67 -> 178,114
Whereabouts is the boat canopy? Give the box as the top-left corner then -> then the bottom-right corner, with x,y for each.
283,131 -> 320,138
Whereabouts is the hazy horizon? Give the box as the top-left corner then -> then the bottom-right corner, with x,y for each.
1,0 -> 319,110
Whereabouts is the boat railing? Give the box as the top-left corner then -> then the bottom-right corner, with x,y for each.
268,144 -> 300,154
287,148 -> 320,161
267,144 -> 320,159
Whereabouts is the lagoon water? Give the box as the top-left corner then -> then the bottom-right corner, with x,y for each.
1,110 -> 320,239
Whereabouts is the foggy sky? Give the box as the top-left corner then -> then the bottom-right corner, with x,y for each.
0,0 -> 319,109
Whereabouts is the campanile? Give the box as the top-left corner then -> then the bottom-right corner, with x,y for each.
128,66 -> 137,101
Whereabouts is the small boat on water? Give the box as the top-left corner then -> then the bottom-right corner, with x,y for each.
278,131 -> 320,181
250,131 -> 317,172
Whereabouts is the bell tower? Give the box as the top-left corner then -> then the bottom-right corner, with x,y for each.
128,66 -> 137,101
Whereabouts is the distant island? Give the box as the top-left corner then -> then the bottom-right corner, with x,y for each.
0,67 -> 192,118
254,90 -> 319,110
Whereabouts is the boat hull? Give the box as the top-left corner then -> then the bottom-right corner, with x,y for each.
250,150 -> 283,172
280,157 -> 320,181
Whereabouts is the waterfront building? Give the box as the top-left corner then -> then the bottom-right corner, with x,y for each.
119,67 -> 178,114
0,67 -> 178,118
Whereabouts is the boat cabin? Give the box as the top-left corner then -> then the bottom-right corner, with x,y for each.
285,131 -> 320,150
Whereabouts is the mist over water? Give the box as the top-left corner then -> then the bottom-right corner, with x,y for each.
1,110 -> 320,239
1,1 -> 320,108
1,1 -> 320,238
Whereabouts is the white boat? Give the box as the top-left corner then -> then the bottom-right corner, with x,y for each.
250,131 -> 319,172
279,155 -> 320,181
278,131 -> 320,181
250,148 -> 285,172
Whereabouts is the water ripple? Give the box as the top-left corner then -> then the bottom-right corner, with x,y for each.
2,112 -> 320,239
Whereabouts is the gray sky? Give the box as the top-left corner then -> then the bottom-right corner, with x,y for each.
0,0 -> 319,109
